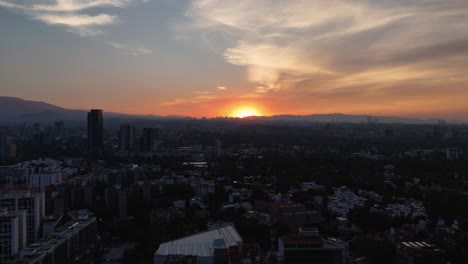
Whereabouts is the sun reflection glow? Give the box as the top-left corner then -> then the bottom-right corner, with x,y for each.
231,107 -> 261,118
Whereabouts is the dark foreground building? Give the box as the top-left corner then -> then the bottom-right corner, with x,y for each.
397,241 -> 446,264
8,209 -> 97,264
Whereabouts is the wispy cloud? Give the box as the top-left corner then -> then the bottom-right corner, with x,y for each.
30,0 -> 132,12
35,13 -> 116,27
128,47 -> 152,56
0,0 -> 153,55
217,86 -> 227,90
108,41 -> 153,55
160,96 -> 217,107
0,0 -> 141,36
182,0 -> 468,103
0,1 -> 25,9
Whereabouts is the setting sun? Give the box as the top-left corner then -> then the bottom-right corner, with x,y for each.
231,107 -> 262,118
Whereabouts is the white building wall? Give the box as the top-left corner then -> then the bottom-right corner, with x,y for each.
10,217 -> 19,255
29,172 -> 62,191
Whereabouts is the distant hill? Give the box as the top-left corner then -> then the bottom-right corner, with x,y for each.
0,96 -> 455,124
0,97 -> 188,122
0,97 -> 86,121
0,97 -> 64,116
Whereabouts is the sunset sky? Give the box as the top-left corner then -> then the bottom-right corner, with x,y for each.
1,0 -> 468,119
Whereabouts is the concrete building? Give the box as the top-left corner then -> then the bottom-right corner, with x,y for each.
446,148 -> 460,160
278,228 -> 348,264
0,208 -> 27,263
42,215 -> 63,237
28,172 -> 62,192
192,180 -> 215,198
281,211 -> 321,228
154,224 -> 243,264
0,166 -> 29,185
397,242 -> 446,264
9,209 -> 97,264
3,159 -> 64,191
0,190 -> 45,245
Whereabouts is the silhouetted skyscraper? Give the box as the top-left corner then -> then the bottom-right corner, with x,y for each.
87,109 -> 104,157
119,125 -> 135,152
142,128 -> 158,152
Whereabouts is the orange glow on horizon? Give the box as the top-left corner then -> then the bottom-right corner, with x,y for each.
232,107 -> 260,118
223,102 -> 265,118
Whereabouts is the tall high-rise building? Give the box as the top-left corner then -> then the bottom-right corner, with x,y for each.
87,109 -> 104,157
142,128 -> 158,152
119,125 -> 135,152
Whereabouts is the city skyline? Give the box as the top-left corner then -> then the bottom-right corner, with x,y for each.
1,1 -> 468,119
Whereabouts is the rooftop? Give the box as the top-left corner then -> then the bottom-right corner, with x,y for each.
400,241 -> 444,253
8,210 -> 96,264
281,236 -> 324,245
155,224 -> 242,258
